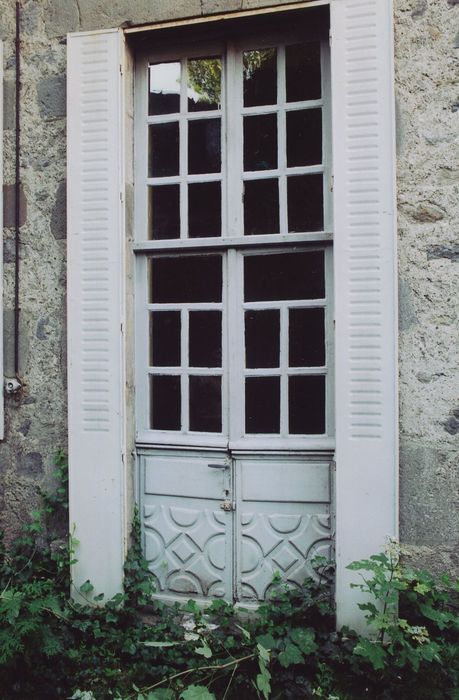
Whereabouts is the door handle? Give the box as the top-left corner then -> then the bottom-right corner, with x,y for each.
207,463 -> 228,469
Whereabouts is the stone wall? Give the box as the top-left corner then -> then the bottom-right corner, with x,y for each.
0,0 -> 457,569
395,0 -> 459,574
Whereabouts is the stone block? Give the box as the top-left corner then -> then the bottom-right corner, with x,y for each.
17,452 -> 43,477
77,0 -> 202,31
399,441 -> 458,547
201,0 -> 243,14
21,0 -> 41,35
51,180 -> 67,240
426,245 -> 459,262
3,184 -> 27,229
43,0 -> 80,37
3,80 -> 15,131
37,75 -> 66,120
398,279 -> 417,331
411,0 -> 427,18
410,202 -> 445,223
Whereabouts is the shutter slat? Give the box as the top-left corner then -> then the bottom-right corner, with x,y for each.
331,0 -> 398,631
67,30 -> 126,599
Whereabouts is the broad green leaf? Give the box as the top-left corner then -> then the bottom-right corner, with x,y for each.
235,624 -> 251,641
353,639 -> 386,671
278,643 -> 304,668
256,670 -> 271,700
195,643 -> 212,658
79,580 -> 94,595
290,628 -> 317,655
145,690 -> 175,700
257,643 -> 270,663
256,633 -> 276,650
143,641 -> 180,648
180,686 -> 216,700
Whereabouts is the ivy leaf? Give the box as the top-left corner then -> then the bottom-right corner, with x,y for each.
353,638 -> 387,670
145,691 -> 175,700
195,643 -> 212,658
256,670 -> 271,700
257,643 -> 270,663
179,686 -> 216,700
290,628 -> 317,655
79,580 -> 94,595
256,633 -> 276,650
278,643 -> 304,668
235,624 -> 251,641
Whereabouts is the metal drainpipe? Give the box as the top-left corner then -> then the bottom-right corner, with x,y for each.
14,0 -> 21,378
5,1 -> 23,394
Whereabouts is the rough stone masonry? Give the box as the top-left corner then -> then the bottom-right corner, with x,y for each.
0,0 -> 458,575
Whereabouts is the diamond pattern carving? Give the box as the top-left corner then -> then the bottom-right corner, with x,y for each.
144,504 -> 227,598
240,511 -> 332,601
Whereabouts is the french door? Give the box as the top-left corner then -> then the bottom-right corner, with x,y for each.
134,22 -> 334,602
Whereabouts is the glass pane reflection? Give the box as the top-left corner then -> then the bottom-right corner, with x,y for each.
188,57 -> 222,112
243,48 -> 277,107
149,62 -> 181,115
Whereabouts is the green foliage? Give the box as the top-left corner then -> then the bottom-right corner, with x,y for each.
0,464 -> 458,700
342,540 -> 459,698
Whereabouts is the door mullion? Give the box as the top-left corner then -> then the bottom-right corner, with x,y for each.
227,248 -> 243,443
280,304 -> 289,437
181,308 -> 189,433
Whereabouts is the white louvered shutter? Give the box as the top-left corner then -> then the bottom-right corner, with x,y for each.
67,29 -> 127,599
331,0 -> 398,631
0,40 -> 4,440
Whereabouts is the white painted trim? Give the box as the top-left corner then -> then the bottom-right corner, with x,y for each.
67,29 -> 128,600
331,0 -> 398,632
0,41 -> 4,440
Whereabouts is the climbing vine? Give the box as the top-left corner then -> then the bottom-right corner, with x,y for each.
0,455 -> 458,699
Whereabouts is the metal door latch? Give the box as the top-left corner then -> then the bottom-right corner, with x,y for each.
220,499 -> 235,512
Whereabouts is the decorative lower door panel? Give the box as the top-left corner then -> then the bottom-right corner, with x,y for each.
235,454 -> 332,602
139,449 -> 332,602
140,449 -> 233,601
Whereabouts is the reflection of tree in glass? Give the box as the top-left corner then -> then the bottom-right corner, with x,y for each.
243,48 -> 276,80
188,58 -> 222,109
243,49 -> 277,106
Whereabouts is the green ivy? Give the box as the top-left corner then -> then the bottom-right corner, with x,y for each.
0,458 -> 458,699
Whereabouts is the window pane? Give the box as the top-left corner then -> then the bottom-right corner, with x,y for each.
189,311 -> 222,367
150,311 -> 181,367
151,375 -> 181,430
286,43 -> 321,103
289,308 -> 325,367
244,179 -> 279,235
286,109 -> 322,167
244,251 -> 324,301
149,62 -> 181,115
244,114 -> 277,171
188,182 -> 221,238
148,122 -> 180,177
149,186 -> 180,240
188,57 -> 222,112
289,375 -> 325,434
188,119 -> 221,174
245,377 -> 280,433
245,310 -> 280,368
243,48 -> 277,107
189,376 -> 222,432
150,255 -> 222,303
287,174 -> 324,232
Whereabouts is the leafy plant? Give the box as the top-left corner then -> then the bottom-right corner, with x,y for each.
1,459 -> 458,699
